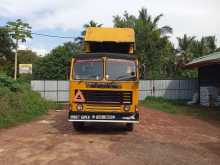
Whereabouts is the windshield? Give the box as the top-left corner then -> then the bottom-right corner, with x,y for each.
74,59 -> 103,80
106,58 -> 136,81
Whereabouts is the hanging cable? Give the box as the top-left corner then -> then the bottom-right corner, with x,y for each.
31,32 -> 75,39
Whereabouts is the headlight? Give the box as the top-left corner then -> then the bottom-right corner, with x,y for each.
76,104 -> 83,111
124,105 -> 130,112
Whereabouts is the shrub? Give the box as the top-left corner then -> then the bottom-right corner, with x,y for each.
0,74 -> 21,92
0,74 -> 50,128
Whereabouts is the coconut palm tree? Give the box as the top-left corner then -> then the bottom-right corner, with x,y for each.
176,34 -> 195,65
138,8 -> 173,35
113,7 -> 174,79
202,36 -> 216,53
136,8 -> 173,78
177,34 -> 195,51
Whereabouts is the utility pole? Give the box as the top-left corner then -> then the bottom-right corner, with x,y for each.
14,39 -> 18,80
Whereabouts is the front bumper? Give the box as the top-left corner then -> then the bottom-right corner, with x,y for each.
68,111 -> 139,123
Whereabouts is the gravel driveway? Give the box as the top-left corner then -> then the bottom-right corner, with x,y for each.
0,107 -> 220,165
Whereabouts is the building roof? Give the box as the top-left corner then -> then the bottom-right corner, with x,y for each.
85,27 -> 135,43
185,52 -> 220,69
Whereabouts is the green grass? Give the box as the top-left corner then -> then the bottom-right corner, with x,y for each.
141,96 -> 220,121
0,74 -> 55,128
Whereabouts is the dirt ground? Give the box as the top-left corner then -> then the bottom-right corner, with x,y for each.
0,108 -> 220,165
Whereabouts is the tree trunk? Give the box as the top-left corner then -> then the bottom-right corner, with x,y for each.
143,64 -> 148,80
14,39 -> 18,80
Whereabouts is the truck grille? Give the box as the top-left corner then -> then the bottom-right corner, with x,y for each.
80,90 -> 132,104
85,104 -> 121,111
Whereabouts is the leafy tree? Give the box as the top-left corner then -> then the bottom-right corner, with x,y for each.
177,35 -> 217,64
18,50 -> 39,64
159,39 -> 176,78
75,20 -> 102,45
0,27 -> 15,60
0,27 -> 15,75
6,19 -> 32,80
16,49 -> 39,82
33,42 -> 82,80
175,35 -> 218,78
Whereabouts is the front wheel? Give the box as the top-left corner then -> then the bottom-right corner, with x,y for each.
126,123 -> 134,131
72,122 -> 84,131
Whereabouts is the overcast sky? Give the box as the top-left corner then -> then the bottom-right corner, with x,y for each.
0,0 -> 219,55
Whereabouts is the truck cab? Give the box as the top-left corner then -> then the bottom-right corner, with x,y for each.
68,27 -> 139,131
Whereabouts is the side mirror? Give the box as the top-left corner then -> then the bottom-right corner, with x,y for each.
140,64 -> 145,79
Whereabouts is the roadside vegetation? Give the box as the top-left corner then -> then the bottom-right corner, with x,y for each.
141,97 -> 220,121
0,74 -> 54,128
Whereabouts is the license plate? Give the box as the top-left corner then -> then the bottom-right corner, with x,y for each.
70,115 -> 116,120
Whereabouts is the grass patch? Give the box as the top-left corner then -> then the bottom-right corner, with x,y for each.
0,74 -> 54,128
141,96 -> 220,121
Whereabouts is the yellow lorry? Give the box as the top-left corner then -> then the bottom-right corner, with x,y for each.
68,27 -> 139,131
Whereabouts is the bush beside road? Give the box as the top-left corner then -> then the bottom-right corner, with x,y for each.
0,74 -> 52,128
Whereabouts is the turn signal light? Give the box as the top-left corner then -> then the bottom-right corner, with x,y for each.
76,104 -> 83,111
124,105 -> 130,112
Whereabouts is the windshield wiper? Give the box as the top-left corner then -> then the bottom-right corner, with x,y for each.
88,74 -> 98,78
76,74 -> 100,80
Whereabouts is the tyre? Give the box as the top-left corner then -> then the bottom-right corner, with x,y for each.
126,123 -> 134,131
73,122 -> 84,131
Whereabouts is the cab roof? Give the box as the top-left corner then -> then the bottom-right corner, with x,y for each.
74,53 -> 137,60
85,27 -> 135,43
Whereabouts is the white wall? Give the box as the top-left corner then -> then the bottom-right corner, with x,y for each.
31,80 -> 198,102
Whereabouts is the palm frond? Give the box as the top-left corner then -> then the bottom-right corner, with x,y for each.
160,26 -> 173,35
153,14 -> 163,26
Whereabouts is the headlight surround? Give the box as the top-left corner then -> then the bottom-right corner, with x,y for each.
124,105 -> 130,112
76,104 -> 83,111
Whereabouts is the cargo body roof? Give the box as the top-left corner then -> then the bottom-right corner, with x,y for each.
85,27 -> 135,43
